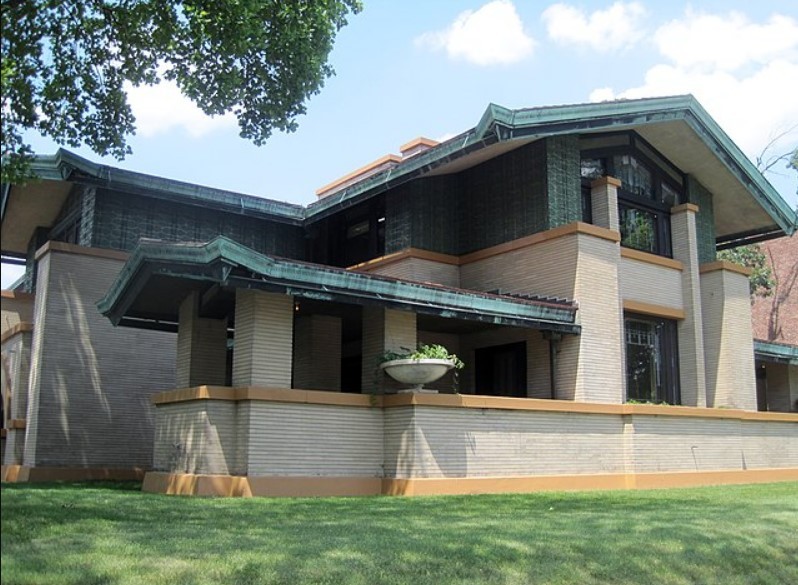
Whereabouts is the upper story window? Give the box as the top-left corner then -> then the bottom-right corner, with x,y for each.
580,132 -> 685,258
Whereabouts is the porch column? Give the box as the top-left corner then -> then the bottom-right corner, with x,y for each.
361,307 -> 417,394
700,262 -> 757,410
176,291 -> 227,388
590,176 -> 621,231
293,315 -> 342,391
671,204 -> 707,407
232,289 -> 293,388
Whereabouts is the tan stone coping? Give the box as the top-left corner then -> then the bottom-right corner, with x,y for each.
623,300 -> 685,320
349,222 -> 622,273
152,386 -> 798,422
620,247 -> 684,270
2,464 -> 145,483
142,468 -> 798,498
349,248 -> 459,272
8,418 -> 26,429
1,290 -> 34,301
460,222 -> 620,265
699,260 -> 752,277
1,322 -> 33,344
316,154 -> 402,197
671,203 -> 700,214
34,241 -> 129,262
590,176 -> 622,188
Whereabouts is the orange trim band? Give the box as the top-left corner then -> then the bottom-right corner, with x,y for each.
460,222 -> 620,265
34,241 -> 129,262
348,247 -> 460,271
140,468 -> 798,498
699,260 -> 752,276
623,300 -> 685,320
1,322 -> 34,344
316,154 -> 402,197
590,176 -> 622,189
151,385 -> 798,423
8,418 -> 26,429
620,247 -> 683,270
671,203 -> 700,214
1,465 -> 145,483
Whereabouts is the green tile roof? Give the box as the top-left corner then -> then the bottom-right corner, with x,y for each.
97,236 -> 580,333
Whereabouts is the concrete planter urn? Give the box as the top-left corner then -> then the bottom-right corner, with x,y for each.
379,358 -> 455,393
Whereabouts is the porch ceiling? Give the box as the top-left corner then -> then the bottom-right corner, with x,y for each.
97,236 -> 580,334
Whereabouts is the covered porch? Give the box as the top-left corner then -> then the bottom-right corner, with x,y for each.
97,236 -> 580,398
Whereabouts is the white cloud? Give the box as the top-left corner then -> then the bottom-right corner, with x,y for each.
655,11 -> 798,72
589,10 -> 798,169
126,80 -> 236,138
543,1 -> 646,52
415,0 -> 535,66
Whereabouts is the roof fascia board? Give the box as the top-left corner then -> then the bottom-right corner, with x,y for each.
305,130 -> 495,222
679,102 -> 797,235
754,340 -> 798,365
29,149 -> 305,225
98,237 -> 579,332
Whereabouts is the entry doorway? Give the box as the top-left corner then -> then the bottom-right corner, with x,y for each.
475,342 -> 527,397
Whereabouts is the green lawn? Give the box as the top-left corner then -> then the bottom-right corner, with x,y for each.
2,481 -> 797,585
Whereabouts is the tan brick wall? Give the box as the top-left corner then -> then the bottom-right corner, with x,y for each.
176,292 -> 227,387
701,268 -> 758,410
24,248 -> 176,469
365,257 -> 460,288
619,258 -> 683,310
671,208 -> 707,407
246,402 -> 383,477
460,232 -> 624,403
590,177 -> 619,231
385,406 -> 627,478
232,290 -> 293,388
361,307 -> 416,394
293,315 -> 342,391
151,395 -> 798,482
152,400 -> 240,475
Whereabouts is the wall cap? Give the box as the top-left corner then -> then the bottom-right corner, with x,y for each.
34,241 -> 129,262
700,260 -> 752,276
621,247 -> 684,271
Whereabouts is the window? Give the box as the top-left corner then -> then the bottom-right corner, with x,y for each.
580,132 -> 684,257
625,315 -> 680,404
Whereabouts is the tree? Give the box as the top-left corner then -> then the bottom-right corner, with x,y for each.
1,0 -> 361,184
717,244 -> 775,297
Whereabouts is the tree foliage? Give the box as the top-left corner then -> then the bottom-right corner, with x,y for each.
717,244 -> 774,298
1,0 -> 361,184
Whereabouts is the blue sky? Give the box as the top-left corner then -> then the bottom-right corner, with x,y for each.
4,1 -> 798,287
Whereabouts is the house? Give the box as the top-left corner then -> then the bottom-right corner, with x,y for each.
2,95 -> 797,496
752,234 -> 798,412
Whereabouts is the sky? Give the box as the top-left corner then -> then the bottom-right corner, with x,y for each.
3,0 -> 798,287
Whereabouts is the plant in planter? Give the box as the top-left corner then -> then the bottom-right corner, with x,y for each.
379,344 -> 464,393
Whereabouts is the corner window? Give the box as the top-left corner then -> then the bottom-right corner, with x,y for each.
625,315 -> 680,404
580,131 -> 684,257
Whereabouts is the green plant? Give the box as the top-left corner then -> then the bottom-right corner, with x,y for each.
380,344 -> 465,370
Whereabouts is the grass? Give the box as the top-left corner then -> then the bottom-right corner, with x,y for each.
1,481 -> 797,585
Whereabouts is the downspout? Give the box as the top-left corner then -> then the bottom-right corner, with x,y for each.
543,331 -> 562,400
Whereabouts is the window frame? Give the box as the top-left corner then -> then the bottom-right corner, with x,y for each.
624,313 -> 681,405
580,131 -> 686,258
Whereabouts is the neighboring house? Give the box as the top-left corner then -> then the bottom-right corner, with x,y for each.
1,95 -> 797,496
752,234 -> 798,412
